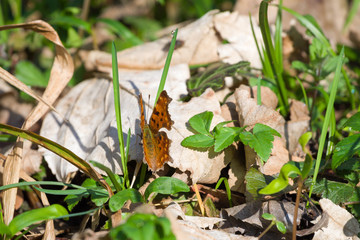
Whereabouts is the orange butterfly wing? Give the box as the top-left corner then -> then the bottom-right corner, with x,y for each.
139,90 -> 173,171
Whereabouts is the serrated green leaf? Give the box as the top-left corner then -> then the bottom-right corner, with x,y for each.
239,123 -> 281,162
245,167 -> 267,200
291,61 -> 310,72
144,177 -> 189,200
259,163 -> 302,195
9,204 -> 68,236
181,134 -> 214,148
188,111 -> 213,135
109,189 -> 143,212
214,127 -> 239,152
332,134 -> 360,169
305,178 -> 354,204
342,112 -> 360,131
336,158 -> 360,184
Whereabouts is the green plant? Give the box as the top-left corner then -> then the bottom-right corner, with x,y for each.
109,213 -> 175,240
181,111 -> 280,163
0,204 -> 68,240
215,177 -> 232,207
186,61 -> 250,98
258,213 -> 286,238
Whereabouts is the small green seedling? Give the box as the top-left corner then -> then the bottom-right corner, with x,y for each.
258,213 -> 286,238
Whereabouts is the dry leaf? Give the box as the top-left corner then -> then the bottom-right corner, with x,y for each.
81,10 -> 262,73
313,198 -> 360,240
1,20 -> 73,237
40,64 -> 188,181
164,202 -> 251,240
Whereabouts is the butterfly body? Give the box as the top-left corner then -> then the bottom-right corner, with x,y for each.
139,90 -> 173,171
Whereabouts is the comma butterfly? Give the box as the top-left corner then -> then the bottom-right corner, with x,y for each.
139,90 -> 174,171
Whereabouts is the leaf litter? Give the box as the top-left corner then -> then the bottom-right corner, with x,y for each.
0,4 -> 359,240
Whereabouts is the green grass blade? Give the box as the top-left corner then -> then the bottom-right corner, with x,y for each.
215,177 -> 232,207
90,160 -> 123,192
249,13 -> 265,67
111,42 -> 129,188
155,28 -> 178,104
0,124 -> 111,193
282,5 -> 355,110
259,1 -> 288,115
274,0 -> 283,74
0,181 -> 85,191
343,0 -> 360,31
295,77 -> 309,110
309,47 -> 345,198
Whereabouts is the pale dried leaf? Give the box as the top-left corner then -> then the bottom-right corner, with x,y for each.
40,64 -> 188,181
81,10 -> 262,73
313,198 -> 360,240
164,202 -> 251,240
222,200 -> 303,231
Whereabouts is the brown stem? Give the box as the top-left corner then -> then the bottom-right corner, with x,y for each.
293,178 -> 303,240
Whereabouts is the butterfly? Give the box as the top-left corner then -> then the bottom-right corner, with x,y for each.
139,90 -> 174,171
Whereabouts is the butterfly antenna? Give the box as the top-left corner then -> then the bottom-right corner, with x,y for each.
146,94 -> 151,119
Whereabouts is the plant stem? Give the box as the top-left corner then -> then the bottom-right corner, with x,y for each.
292,178 -> 303,240
258,221 -> 275,239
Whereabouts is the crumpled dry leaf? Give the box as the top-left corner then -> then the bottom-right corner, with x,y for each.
40,60 -> 234,184
40,64 -> 187,181
221,200 -> 304,236
313,198 -> 360,240
164,202 -> 254,240
80,10 -> 262,73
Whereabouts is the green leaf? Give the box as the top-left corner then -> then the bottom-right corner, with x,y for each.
99,18 -> 143,46
336,158 -> 360,184
66,27 -> 83,48
276,221 -> 287,234
144,177 -> 190,200
109,213 -> 175,240
332,134 -> 360,169
305,178 -> 354,204
245,167 -> 267,200
188,111 -> 213,135
181,134 -> 214,148
64,193 -> 86,211
298,132 -> 312,152
291,60 -> 311,72
214,127 -> 239,152
0,223 -> 11,235
239,123 -> 281,162
262,213 -> 274,221
259,163 -> 302,195
50,15 -> 92,33
90,160 -> 122,192
342,112 -> 360,131
9,204 -> 68,236
15,60 -> 48,87
109,189 -> 143,212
